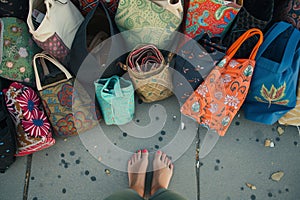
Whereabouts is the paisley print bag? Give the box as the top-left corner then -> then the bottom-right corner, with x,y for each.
114,0 -> 183,49
184,0 -> 241,38
244,22 -> 300,125
33,53 -> 100,137
181,28 -> 263,136
3,82 -> 55,156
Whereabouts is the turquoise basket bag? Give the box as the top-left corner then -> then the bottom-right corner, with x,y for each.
95,75 -> 135,125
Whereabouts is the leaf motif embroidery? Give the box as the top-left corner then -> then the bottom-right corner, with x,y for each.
255,82 -> 289,107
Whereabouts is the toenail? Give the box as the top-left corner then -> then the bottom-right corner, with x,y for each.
137,150 -> 141,153
142,149 -> 148,153
157,150 -> 161,154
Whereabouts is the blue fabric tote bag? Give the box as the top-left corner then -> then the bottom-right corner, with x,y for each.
95,75 -> 134,125
244,22 -> 300,124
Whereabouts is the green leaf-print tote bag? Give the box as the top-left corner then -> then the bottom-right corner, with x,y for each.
114,0 -> 183,49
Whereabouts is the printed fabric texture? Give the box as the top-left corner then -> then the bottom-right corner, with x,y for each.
114,0 -> 183,49
3,82 -> 55,156
0,17 -> 40,85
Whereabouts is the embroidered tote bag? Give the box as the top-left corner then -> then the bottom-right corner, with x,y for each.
3,82 -> 55,156
120,44 -> 173,103
27,0 -> 84,63
0,85 -> 17,172
0,17 -> 40,85
114,0 -> 183,49
95,75 -> 134,125
184,0 -> 241,38
181,28 -> 264,136
244,22 -> 300,125
33,53 -> 100,137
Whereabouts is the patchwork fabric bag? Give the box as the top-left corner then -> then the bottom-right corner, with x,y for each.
114,0 -> 183,49
184,0 -> 241,38
3,82 -> 55,156
0,17 -> 40,85
27,0 -> 84,63
0,84 -> 17,173
244,22 -> 300,125
33,53 -> 100,137
279,77 -> 300,126
95,75 -> 134,125
181,28 -> 263,136
120,44 -> 173,103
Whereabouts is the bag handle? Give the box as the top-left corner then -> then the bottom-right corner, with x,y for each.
100,76 -> 123,98
255,22 -> 292,59
33,52 -> 73,91
226,28 -> 264,60
277,28 -> 300,71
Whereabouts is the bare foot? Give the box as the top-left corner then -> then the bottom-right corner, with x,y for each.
128,149 -> 149,197
150,151 -> 174,196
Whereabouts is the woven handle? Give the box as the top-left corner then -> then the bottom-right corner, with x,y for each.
226,28 -> 264,60
33,52 -> 73,91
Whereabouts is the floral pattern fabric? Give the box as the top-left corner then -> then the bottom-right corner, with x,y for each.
0,17 -> 40,85
3,82 -> 55,156
181,29 -> 263,136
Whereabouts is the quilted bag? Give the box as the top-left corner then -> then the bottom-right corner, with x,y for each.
33,53 -> 100,137
114,0 -> 183,49
244,22 -> 300,125
181,28 -> 263,136
120,44 -> 173,103
3,82 -> 55,156
184,0 -> 241,38
95,75 -> 134,125
0,17 -> 40,85
222,0 -> 274,58
27,0 -> 84,62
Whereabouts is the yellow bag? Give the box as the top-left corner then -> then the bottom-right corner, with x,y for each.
279,78 -> 300,126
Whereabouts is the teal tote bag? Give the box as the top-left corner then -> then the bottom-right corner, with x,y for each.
95,75 -> 135,125
244,22 -> 300,124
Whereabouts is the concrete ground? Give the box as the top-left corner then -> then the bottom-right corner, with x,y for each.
0,95 -> 299,200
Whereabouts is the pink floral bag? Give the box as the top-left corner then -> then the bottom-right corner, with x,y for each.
3,82 -> 55,156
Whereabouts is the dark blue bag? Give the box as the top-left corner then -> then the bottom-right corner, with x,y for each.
244,22 -> 300,124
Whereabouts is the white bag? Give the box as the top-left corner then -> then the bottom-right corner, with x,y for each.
27,0 -> 84,61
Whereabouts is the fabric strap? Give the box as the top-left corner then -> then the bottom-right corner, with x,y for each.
33,53 -> 73,91
226,28 -> 264,60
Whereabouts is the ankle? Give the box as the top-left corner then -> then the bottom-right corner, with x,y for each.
150,185 -> 166,196
130,186 -> 144,197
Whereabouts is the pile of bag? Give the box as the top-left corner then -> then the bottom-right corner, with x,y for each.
0,0 -> 299,173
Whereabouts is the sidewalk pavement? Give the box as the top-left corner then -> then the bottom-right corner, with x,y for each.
0,96 -> 299,200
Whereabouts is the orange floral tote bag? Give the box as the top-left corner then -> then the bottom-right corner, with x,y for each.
181,28 -> 263,136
